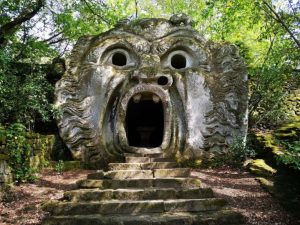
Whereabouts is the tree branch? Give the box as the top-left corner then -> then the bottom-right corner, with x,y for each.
262,0 -> 300,49
81,0 -> 110,25
48,38 -> 66,45
42,31 -> 64,43
0,0 -> 45,47
135,0 -> 138,18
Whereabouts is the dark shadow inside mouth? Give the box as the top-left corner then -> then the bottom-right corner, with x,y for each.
125,96 -> 164,148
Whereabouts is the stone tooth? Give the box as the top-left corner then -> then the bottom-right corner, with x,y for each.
133,94 -> 142,103
152,94 -> 160,103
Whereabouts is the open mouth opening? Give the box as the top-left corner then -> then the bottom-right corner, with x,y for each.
125,93 -> 164,148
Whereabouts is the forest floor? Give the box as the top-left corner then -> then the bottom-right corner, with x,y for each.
0,168 -> 299,225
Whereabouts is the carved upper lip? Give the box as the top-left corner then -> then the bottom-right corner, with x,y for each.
132,92 -> 161,104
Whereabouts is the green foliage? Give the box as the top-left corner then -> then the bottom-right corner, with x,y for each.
0,46 -> 54,128
54,160 -> 64,174
276,141 -> 300,171
207,136 -> 257,168
230,136 -> 257,164
1,123 -> 37,183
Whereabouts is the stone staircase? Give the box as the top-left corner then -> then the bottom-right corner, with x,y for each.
42,153 -> 244,225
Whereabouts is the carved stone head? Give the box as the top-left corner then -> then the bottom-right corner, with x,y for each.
55,15 -> 248,168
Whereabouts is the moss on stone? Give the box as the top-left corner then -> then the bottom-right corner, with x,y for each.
255,132 -> 283,155
252,159 -> 277,174
63,161 -> 83,171
256,177 -> 274,194
248,159 -> 276,178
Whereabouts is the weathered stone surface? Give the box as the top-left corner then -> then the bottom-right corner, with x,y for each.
126,157 -> 151,163
77,178 -> 202,189
43,198 -> 226,215
109,162 -> 178,170
42,210 -> 244,225
123,153 -> 163,158
55,15 -> 248,167
0,159 -> 12,184
104,170 -> 153,179
151,158 -> 177,163
154,168 -> 190,178
87,170 -> 105,179
64,188 -> 214,201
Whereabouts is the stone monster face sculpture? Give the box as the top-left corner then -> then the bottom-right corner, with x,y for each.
55,16 -> 248,168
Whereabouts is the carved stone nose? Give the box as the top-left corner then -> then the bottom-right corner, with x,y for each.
157,75 -> 169,86
131,54 -> 160,82
156,74 -> 173,89
136,67 -> 157,79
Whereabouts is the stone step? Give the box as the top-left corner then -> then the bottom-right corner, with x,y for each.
104,170 -> 154,179
87,171 -> 104,179
43,198 -> 227,216
154,168 -> 190,178
123,153 -> 163,158
125,157 -> 176,163
77,178 -> 202,189
108,162 -> 178,170
152,157 -> 176,163
99,168 -> 190,179
125,157 -> 151,163
42,210 -> 244,225
64,188 -> 214,202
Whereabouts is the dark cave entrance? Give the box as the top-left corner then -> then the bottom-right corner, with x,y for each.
125,96 -> 164,148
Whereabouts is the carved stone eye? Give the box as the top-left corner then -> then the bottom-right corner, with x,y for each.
106,48 -> 136,68
171,54 -> 186,69
112,52 -> 127,66
164,50 -> 192,70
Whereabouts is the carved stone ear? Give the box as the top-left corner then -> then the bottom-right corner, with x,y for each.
46,57 -> 66,85
52,57 -> 66,76
169,13 -> 194,26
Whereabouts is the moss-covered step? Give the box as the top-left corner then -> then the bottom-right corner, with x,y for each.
108,162 -> 179,170
77,178 -> 202,189
42,210 -> 244,225
43,198 -> 227,215
63,188 -> 214,202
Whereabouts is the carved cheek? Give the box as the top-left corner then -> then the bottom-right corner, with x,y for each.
87,67 -> 115,93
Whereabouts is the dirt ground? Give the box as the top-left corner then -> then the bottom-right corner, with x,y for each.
192,168 -> 300,225
0,168 -> 299,225
0,169 -> 92,225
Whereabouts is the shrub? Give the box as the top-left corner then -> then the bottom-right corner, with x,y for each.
276,141 -> 300,171
2,123 -> 37,183
55,160 -> 64,174
227,135 -> 257,167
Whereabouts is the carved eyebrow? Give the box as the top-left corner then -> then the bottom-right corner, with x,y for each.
104,40 -> 135,51
153,38 -> 196,55
93,31 -> 151,53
